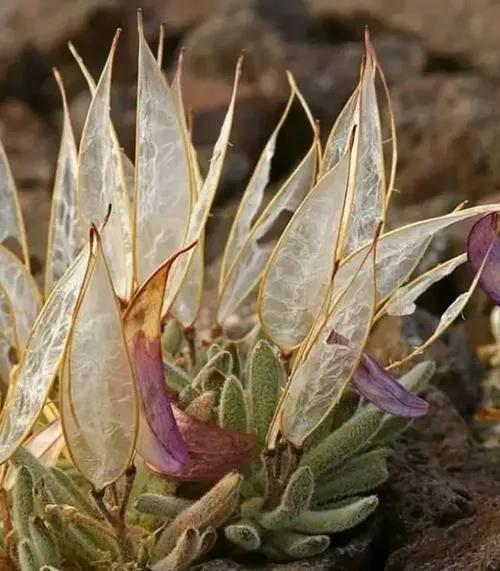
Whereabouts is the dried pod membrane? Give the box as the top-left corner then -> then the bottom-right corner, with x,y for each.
61,232 -> 138,489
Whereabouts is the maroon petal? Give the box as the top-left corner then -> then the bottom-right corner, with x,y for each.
146,405 -> 257,482
352,353 -> 429,417
131,332 -> 188,472
467,212 -> 500,305
124,246 -> 196,474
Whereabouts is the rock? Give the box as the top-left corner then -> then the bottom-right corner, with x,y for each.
379,385 -> 500,559
287,34 -> 426,136
308,0 -> 500,74
18,188 -> 51,283
182,3 -> 286,81
0,0 -> 116,79
0,99 -> 57,191
391,75 -> 500,208
386,502 -> 500,571
255,0 -> 310,42
401,309 -> 486,416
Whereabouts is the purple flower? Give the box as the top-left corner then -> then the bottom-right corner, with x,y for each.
131,331 -> 188,473
467,212 -> 500,305
352,353 -> 429,417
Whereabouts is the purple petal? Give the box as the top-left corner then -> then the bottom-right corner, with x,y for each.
146,405 -> 257,481
467,212 -> 500,305
131,331 -> 188,472
352,353 -> 429,417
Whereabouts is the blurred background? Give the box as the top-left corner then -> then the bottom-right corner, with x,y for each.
1,0 -> 500,323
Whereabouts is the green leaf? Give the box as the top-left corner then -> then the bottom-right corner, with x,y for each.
161,318 -> 184,357
178,384 -> 200,408
152,528 -> 200,571
259,466 -> 314,530
44,467 -> 96,516
11,448 -> 47,483
300,408 -> 381,478
12,466 -> 35,539
219,375 -> 248,431
185,391 -> 217,422
28,516 -> 61,568
315,448 -> 389,502
224,519 -> 261,551
267,530 -> 330,559
155,472 -> 242,558
292,495 -> 379,533
135,494 -> 193,520
17,538 -> 37,571
249,340 -> 282,446
222,341 -> 242,377
164,360 -> 192,393
304,389 -> 359,451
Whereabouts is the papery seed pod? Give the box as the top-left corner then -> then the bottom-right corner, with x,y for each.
12,466 -> 35,539
135,494 -> 193,520
225,519 -> 261,551
28,516 -> 61,568
162,319 -> 184,357
315,448 -> 389,502
259,466 -> 314,530
44,467 -> 96,515
249,340 -> 281,446
300,408 -> 381,478
219,375 -> 248,431
267,530 -> 330,559
152,527 -> 200,570
17,538 -> 37,571
292,495 -> 379,533
164,360 -> 192,393
155,472 -> 242,558
185,391 -> 217,422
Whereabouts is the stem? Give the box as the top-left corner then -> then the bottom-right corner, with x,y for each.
91,488 -> 117,528
110,483 -> 119,508
118,464 -> 136,525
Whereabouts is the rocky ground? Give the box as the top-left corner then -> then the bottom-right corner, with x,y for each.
2,0 -> 500,569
